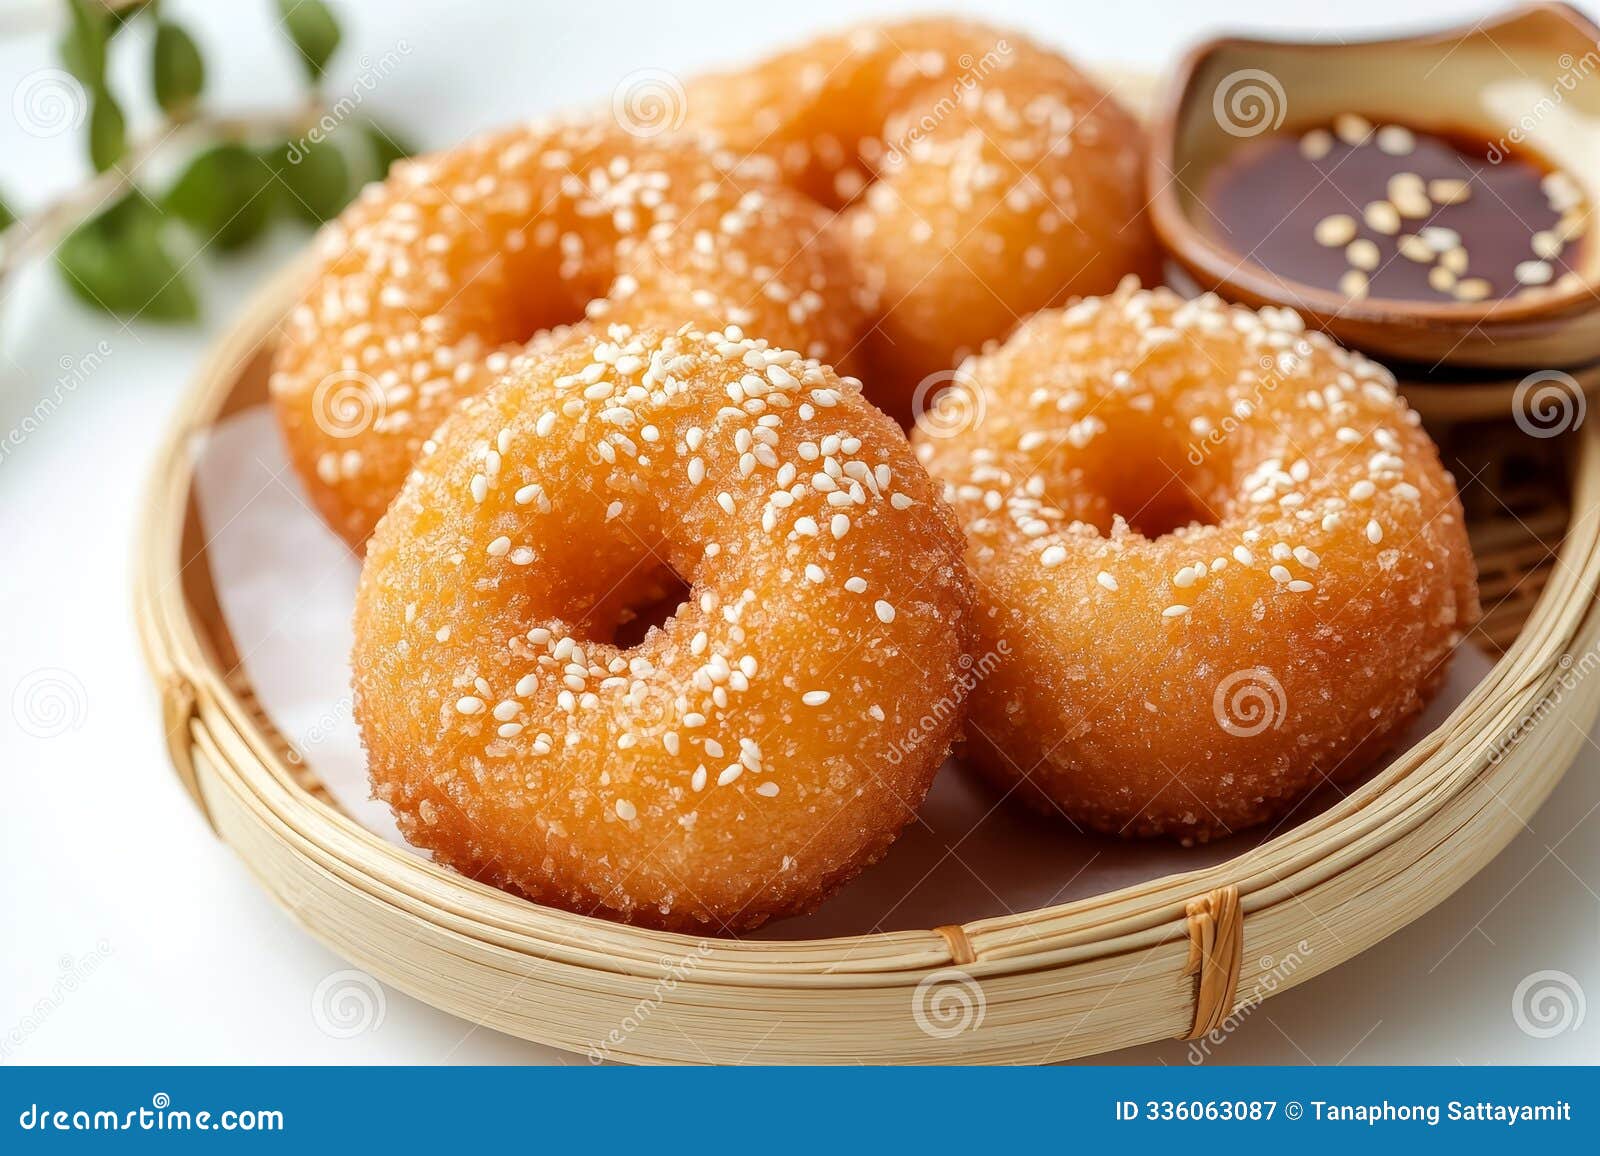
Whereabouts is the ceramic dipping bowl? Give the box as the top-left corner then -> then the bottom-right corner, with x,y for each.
1148,2 -> 1600,372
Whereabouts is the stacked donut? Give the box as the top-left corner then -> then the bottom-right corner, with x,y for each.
272,19 -> 1477,931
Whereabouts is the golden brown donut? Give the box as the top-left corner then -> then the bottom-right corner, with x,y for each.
686,18 -> 1162,420
913,281 -> 1479,841
353,324 -> 976,930
271,119 -> 868,546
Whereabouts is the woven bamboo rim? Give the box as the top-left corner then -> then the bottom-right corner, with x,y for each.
132,244 -> 1600,1062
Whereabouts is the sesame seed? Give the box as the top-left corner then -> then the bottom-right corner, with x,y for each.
1040,545 -> 1067,567
802,690 -> 831,706
1314,214 -> 1357,247
874,600 -> 896,623
455,696 -> 485,715
1299,128 -> 1334,160
844,576 -> 868,593
1427,178 -> 1471,205
1334,113 -> 1372,145
1367,519 -> 1384,544
1162,604 -> 1189,618
1363,201 -> 1401,235
1287,580 -> 1314,593
1397,234 -> 1433,264
1376,124 -> 1415,155
1346,239 -> 1380,271
755,782 -> 780,797
614,799 -> 637,821
1233,546 -> 1254,566
1515,259 -> 1554,286
1096,570 -> 1118,591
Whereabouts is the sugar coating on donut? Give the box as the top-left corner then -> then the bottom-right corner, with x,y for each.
354,324 -> 975,930
271,119 -> 868,546
686,18 -> 1162,418
914,281 -> 1479,840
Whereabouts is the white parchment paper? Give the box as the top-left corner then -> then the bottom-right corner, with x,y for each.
194,405 -> 1494,937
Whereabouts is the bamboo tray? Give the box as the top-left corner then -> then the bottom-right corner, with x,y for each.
134,249 -> 1600,1063
135,48 -> 1600,1058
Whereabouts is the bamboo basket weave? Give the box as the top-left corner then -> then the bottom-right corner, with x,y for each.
134,64 -> 1600,1060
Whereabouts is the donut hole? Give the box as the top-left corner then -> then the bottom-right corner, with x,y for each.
609,563 -> 694,650
1085,446 -> 1224,540
569,556 -> 695,652
1117,481 -> 1220,540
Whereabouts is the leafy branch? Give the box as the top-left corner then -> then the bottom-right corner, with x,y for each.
0,0 -> 414,320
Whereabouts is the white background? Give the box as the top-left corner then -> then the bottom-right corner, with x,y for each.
1,0 -> 1597,1064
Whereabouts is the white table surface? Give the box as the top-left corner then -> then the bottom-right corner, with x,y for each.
2,0 -> 1596,1065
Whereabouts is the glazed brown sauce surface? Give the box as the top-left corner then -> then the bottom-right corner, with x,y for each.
1200,122 -> 1583,304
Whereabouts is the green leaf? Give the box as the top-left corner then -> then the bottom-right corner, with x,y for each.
276,0 -> 341,83
152,20 -> 205,117
88,88 -> 126,172
267,137 -> 350,223
362,119 -> 413,178
165,143 -> 274,249
0,194 -> 16,233
59,0 -> 109,87
56,190 -> 197,321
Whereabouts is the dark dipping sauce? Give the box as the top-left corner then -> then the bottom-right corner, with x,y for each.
1199,118 -> 1588,305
